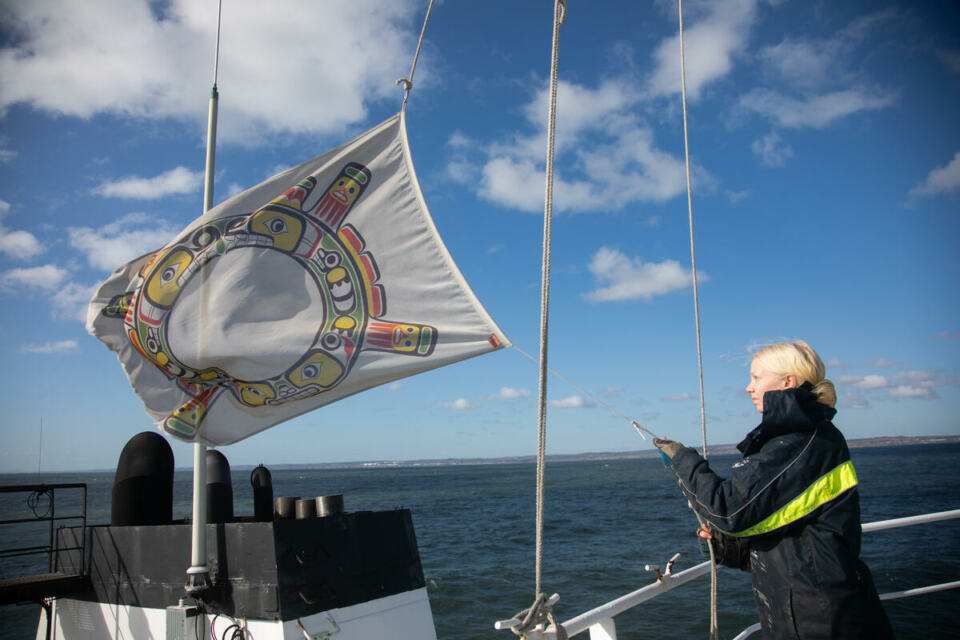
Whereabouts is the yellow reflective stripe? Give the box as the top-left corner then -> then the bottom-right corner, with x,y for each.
731,460 -> 858,538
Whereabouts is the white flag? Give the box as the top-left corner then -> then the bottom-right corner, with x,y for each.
88,113 -> 510,445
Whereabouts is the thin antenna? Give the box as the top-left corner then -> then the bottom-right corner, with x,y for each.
37,417 -> 43,477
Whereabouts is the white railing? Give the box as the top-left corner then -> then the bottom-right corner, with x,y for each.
496,508 -> 960,640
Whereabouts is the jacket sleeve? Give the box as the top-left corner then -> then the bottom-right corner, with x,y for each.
668,441 -> 810,537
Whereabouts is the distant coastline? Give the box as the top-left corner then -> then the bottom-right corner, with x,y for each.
7,435 -> 957,475
258,434 -> 960,471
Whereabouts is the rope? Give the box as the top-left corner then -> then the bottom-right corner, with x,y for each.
512,345 -> 658,440
397,0 -> 435,109
534,0 -> 566,600
212,0 -> 223,87
677,1 -> 718,637
508,593 -> 568,640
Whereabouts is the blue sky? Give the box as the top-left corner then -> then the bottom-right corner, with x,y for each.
0,0 -> 958,473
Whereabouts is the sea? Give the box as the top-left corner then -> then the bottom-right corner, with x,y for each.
2,443 -> 959,639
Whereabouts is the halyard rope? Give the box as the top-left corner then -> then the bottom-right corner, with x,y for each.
212,0 -> 223,87
534,0 -> 566,603
512,345 -> 658,440
398,0 -> 436,109
678,0 -> 719,637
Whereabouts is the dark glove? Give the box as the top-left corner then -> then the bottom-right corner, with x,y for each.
710,530 -> 752,571
653,438 -> 683,467
653,438 -> 683,459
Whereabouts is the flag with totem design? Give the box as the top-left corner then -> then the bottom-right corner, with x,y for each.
87,113 -> 509,445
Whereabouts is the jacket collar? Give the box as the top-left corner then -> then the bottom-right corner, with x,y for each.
737,382 -> 837,456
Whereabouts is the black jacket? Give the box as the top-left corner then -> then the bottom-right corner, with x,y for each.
669,384 -> 893,639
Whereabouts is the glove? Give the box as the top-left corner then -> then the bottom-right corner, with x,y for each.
653,437 -> 684,462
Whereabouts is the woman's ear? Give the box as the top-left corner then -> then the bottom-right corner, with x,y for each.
783,374 -> 799,389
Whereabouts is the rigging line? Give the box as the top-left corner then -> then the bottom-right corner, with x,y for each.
212,0 -> 224,87
397,0 -> 436,109
677,0 -> 707,460
678,2 -> 718,639
511,345 -> 658,440
534,0 -> 565,599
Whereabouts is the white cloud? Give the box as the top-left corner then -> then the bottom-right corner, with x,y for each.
0,230 -> 44,260
646,0 -> 760,99
726,189 -> 750,204
0,199 -> 44,260
827,358 -> 851,370
489,387 -> 530,400
451,79 -> 698,214
662,392 -> 693,403
836,368 -> 955,402
747,10 -> 897,132
909,152 -> 960,198
852,374 -> 889,390
50,281 -> 99,322
0,264 -> 68,291
387,382 -> 407,391
739,87 -> 895,129
225,183 -> 245,199
0,0 -> 418,144
68,213 -> 178,272
760,38 -> 837,90
584,246 -> 701,302
440,398 -> 478,411
892,370 -> 936,386
888,385 -> 937,400
20,340 -> 78,354
548,395 -> 592,409
861,358 -> 896,369
736,12 -> 900,137
751,131 -> 794,167
842,391 -> 870,410
92,166 -> 203,200
758,10 -> 896,90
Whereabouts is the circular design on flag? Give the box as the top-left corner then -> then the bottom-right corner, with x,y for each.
125,204 -> 370,413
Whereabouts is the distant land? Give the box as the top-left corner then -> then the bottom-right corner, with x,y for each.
256,434 -> 960,471
11,435 -> 954,475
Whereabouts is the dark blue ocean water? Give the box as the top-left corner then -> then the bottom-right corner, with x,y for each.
2,444 -> 959,639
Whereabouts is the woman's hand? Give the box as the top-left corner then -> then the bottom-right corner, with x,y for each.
653,438 -> 683,459
697,525 -> 713,540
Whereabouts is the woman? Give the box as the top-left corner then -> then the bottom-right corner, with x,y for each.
654,341 -> 893,639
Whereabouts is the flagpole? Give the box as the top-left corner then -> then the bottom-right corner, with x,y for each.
185,82 -> 218,597
186,2 -> 222,596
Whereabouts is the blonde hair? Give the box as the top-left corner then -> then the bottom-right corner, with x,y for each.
752,340 -> 837,408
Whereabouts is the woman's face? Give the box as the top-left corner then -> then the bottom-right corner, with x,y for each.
746,359 -> 794,412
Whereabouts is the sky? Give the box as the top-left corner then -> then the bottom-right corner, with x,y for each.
0,0 -> 958,473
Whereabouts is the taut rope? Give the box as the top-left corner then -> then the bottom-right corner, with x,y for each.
534,0 -> 566,601
677,0 -> 719,637
512,345 -> 658,440
397,0 -> 435,109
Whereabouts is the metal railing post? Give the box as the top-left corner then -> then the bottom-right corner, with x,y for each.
588,618 -> 617,640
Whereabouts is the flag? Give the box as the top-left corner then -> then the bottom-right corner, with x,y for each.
87,113 -> 510,445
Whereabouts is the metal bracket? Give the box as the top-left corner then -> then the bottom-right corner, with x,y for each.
644,553 -> 681,583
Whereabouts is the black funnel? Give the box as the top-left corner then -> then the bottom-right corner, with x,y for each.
250,464 -> 273,522
206,449 -> 234,524
111,431 -> 174,526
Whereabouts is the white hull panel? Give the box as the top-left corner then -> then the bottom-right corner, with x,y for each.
38,587 -> 437,640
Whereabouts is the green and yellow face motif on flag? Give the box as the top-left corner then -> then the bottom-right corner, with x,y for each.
87,114 -> 509,445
